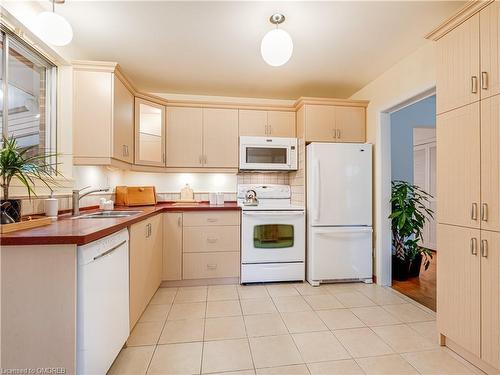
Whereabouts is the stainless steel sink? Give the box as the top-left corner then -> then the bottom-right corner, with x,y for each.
76,210 -> 143,219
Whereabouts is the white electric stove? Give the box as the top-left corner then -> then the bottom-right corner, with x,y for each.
238,184 -> 305,283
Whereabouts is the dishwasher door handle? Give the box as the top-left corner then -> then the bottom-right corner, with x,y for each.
93,240 -> 127,261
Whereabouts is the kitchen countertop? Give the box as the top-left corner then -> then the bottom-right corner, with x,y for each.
0,202 -> 241,246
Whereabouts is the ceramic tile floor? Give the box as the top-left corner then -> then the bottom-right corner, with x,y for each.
108,282 -> 484,375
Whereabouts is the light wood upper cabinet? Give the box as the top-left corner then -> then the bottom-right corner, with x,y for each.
480,2 -> 500,99
73,66 -> 134,165
436,102 -> 480,228
239,109 -> 295,137
167,107 -> 238,168
113,76 -> 135,163
135,98 -> 166,167
162,212 -> 183,281
480,229 -> 500,369
203,108 -> 238,167
437,224 -> 481,357
480,95 -> 500,232
129,214 -> 163,330
166,106 -> 203,167
436,13 -> 480,114
334,106 -> 366,142
303,104 -> 366,143
304,105 -> 335,141
267,111 -> 296,137
239,110 -> 268,136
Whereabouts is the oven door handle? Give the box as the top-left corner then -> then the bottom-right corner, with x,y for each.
242,211 -> 305,216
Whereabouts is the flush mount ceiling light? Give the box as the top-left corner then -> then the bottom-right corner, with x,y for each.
34,0 -> 73,47
261,13 -> 293,67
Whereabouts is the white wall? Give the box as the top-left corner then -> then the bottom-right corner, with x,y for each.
349,42 -> 437,285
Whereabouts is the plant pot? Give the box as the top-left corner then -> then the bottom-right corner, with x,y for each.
392,255 -> 410,281
408,253 -> 423,278
0,199 -> 22,223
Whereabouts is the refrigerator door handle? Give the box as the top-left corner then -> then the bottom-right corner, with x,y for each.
313,158 -> 321,222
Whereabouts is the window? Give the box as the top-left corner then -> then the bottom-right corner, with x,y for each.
0,27 -> 57,158
253,224 -> 294,248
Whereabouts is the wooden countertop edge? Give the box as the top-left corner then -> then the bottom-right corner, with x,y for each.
0,203 -> 241,246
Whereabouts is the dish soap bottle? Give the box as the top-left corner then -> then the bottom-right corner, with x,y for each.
180,184 -> 194,201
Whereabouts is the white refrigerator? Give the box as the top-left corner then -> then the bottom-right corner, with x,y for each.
306,143 -> 373,286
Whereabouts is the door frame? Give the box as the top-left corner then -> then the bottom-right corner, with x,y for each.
376,87 -> 436,285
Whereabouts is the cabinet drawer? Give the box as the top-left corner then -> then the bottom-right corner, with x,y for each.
183,252 -> 240,279
183,211 -> 240,226
183,226 -> 240,253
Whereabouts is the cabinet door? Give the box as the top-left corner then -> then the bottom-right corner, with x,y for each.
163,212 -> 183,281
481,95 -> 500,232
268,111 -> 296,137
437,224 -> 481,357
147,214 -> 163,296
129,219 -> 149,329
436,13 -> 480,114
304,105 -> 335,142
239,110 -> 268,136
135,98 -> 166,167
113,76 -> 134,163
436,103 -> 480,228
480,2 -> 500,99
481,229 -> 500,369
203,108 -> 238,167
73,70 -> 112,159
335,106 -> 366,142
166,107 -> 203,167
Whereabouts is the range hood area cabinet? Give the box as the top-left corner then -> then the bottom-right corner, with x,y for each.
166,106 -> 239,168
73,62 -> 135,166
239,109 -> 296,137
297,104 -> 366,143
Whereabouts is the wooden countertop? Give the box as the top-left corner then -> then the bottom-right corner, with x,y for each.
0,202 -> 241,246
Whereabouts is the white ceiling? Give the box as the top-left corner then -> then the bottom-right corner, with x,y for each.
53,1 -> 463,99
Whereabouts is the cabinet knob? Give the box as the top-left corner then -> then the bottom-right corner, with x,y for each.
470,237 -> 478,256
471,203 -> 478,221
206,264 -> 218,270
481,239 -> 488,258
207,218 -> 218,223
471,76 -> 478,94
207,237 -> 218,243
481,203 -> 488,222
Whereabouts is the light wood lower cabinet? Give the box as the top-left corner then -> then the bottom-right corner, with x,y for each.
437,224 -> 481,357
162,212 -> 183,281
183,252 -> 240,279
129,214 -> 163,329
162,211 -> 241,281
480,229 -> 500,370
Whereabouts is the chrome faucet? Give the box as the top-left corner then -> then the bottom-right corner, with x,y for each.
72,186 -> 110,216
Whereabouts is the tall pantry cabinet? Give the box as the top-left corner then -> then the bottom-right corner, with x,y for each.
433,1 -> 500,373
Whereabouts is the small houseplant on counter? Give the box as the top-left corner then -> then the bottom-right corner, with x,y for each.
389,180 -> 434,281
0,136 -> 60,223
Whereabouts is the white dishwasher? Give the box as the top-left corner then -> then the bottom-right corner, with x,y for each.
77,229 -> 129,375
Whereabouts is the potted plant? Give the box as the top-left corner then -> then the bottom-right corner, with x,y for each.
389,180 -> 434,281
0,136 -> 60,223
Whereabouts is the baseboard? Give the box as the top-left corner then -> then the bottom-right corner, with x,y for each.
161,277 -> 240,287
444,335 -> 500,374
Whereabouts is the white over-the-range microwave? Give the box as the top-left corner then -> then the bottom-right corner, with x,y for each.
239,136 -> 298,171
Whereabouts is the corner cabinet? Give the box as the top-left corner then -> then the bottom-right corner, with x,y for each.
239,109 -> 296,137
135,98 -> 166,167
129,214 -> 163,330
166,106 -> 239,169
73,62 -> 134,166
297,104 -> 366,143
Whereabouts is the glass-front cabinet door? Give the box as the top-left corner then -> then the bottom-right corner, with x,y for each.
135,98 -> 165,166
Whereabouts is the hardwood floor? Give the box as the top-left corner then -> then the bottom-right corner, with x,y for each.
392,251 -> 437,311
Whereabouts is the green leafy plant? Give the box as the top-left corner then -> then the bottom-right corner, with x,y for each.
0,136 -> 61,200
389,180 -> 434,270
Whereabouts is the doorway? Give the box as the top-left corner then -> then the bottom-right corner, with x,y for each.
389,95 -> 437,311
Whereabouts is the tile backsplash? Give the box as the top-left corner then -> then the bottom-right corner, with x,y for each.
236,172 -> 289,185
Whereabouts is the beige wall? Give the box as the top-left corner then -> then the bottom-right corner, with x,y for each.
349,42 -> 437,284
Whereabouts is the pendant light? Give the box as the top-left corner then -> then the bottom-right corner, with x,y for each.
34,0 -> 73,47
261,13 -> 293,67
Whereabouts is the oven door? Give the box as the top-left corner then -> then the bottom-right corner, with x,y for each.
241,211 -> 305,263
